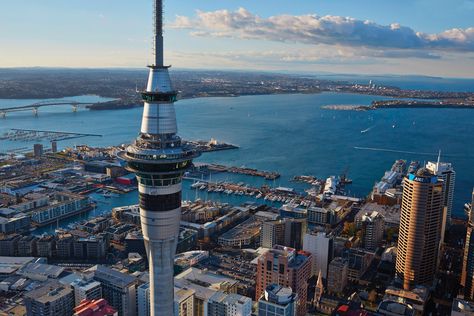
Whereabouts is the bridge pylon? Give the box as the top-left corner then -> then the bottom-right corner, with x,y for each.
0,111 -> 5,119
32,107 -> 39,117
72,104 -> 78,112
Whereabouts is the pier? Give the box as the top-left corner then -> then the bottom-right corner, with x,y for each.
1,128 -> 102,142
183,139 -> 239,153
198,163 -> 280,180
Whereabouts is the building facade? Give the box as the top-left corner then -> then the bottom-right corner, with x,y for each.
71,277 -> 103,306
303,232 -> 333,279
461,188 -> 474,300
256,245 -> 312,316
208,292 -> 252,316
327,257 -> 348,294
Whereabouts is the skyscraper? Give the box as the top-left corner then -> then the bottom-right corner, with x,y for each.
461,188 -> 474,300
256,245 -> 312,316
303,232 -> 333,279
395,168 -> 444,290
426,154 -> 455,225
119,0 -> 199,315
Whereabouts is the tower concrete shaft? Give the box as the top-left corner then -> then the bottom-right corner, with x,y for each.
119,0 -> 199,315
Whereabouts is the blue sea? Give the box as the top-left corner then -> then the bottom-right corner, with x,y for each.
1,76 -> 473,234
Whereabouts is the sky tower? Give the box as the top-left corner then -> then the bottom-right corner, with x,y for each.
119,0 -> 200,314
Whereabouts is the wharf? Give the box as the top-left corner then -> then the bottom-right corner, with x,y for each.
292,175 -> 323,185
1,128 -> 102,142
183,139 -> 239,153
204,164 -> 280,180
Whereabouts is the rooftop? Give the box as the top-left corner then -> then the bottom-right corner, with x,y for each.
87,265 -> 136,287
0,256 -> 35,275
24,280 -> 72,304
18,262 -> 65,279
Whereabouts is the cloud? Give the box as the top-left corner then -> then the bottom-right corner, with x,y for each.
171,8 -> 474,52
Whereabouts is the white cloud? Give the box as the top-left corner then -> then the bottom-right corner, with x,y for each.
171,8 -> 474,52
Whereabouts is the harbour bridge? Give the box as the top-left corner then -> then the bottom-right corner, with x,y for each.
0,100 -> 99,118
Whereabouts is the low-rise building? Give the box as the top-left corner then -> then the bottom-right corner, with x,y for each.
71,277 -> 103,306
258,284 -> 297,316
89,265 -> 137,316
208,291 -> 252,316
73,299 -> 118,316
24,280 -> 75,316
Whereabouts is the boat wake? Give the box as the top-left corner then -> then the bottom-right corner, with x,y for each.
360,126 -> 375,134
354,147 -> 438,156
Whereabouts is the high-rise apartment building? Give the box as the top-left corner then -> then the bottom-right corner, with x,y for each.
426,156 -> 455,225
327,257 -> 348,294
395,169 -> 444,290
303,232 -> 333,278
356,211 -> 384,251
258,284 -> 297,316
118,0 -> 200,314
461,188 -> 474,300
256,245 -> 312,316
261,218 -> 306,250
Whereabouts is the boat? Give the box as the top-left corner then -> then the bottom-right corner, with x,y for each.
191,182 -> 204,189
256,193 -> 263,199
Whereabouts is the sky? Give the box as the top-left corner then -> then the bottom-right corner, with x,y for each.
1,0 -> 474,77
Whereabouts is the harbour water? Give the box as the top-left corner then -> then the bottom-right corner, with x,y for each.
1,83 -> 474,233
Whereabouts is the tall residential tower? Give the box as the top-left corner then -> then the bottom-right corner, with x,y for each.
426,153 -> 456,226
119,0 -> 200,315
461,189 -> 474,300
395,169 -> 444,290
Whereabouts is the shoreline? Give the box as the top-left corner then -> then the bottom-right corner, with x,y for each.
322,100 -> 474,111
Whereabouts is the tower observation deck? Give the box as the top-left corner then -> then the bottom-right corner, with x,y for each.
118,0 -> 200,315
